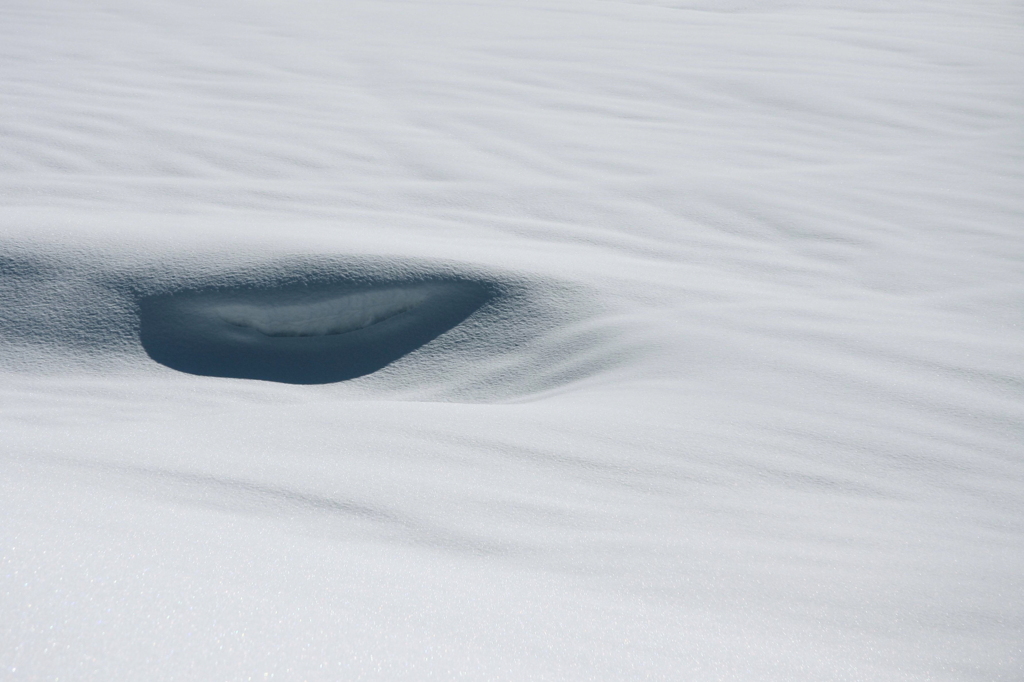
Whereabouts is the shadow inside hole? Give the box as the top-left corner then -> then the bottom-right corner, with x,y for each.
139,280 -> 492,384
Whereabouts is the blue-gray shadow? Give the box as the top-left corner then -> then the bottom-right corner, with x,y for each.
139,279 -> 492,384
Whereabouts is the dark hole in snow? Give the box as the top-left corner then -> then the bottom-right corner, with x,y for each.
139,280 -> 491,384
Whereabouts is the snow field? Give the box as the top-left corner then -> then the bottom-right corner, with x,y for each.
1,0 -> 1022,679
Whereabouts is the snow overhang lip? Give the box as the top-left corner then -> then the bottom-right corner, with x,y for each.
214,285 -> 440,338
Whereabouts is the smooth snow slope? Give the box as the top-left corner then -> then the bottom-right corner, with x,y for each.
1,0 -> 1022,679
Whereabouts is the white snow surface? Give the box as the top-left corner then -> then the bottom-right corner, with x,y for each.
1,0 -> 1022,679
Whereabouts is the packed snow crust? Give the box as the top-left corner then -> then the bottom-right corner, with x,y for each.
1,0 -> 1022,680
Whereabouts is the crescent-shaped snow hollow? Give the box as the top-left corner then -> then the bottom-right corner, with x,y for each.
138,281 -> 491,384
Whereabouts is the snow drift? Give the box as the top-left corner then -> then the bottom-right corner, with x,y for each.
0,242 -> 624,400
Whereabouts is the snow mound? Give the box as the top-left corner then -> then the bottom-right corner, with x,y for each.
141,281 -> 490,384
0,242 -> 628,399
